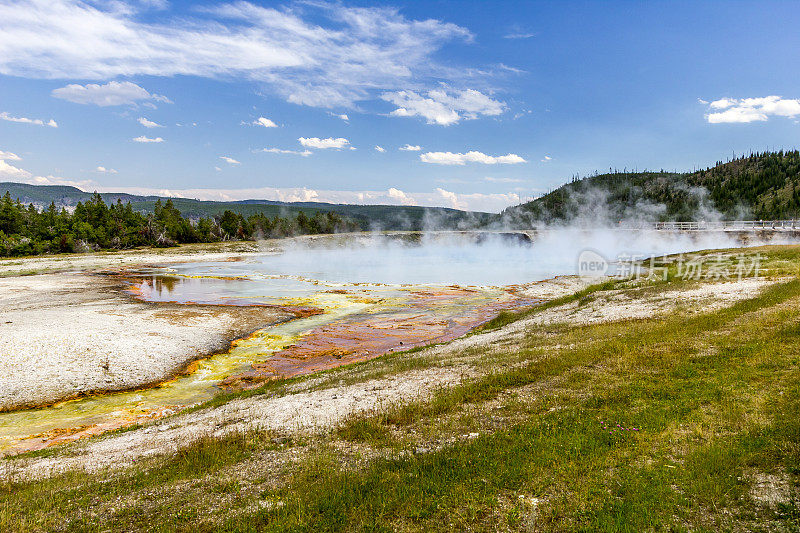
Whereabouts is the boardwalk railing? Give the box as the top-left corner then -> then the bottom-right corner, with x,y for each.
653,220 -> 800,231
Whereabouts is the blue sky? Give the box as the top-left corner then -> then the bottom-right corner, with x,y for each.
1,0 -> 799,212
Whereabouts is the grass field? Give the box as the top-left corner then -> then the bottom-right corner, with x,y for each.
2,246 -> 799,531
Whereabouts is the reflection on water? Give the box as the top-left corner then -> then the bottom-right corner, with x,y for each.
127,273 -> 330,306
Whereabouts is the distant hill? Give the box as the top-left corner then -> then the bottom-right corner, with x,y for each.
501,150 -> 800,225
0,182 -> 492,231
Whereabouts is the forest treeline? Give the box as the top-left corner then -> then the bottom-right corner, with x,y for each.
503,150 -> 800,224
5,150 -> 800,256
0,192 -> 359,257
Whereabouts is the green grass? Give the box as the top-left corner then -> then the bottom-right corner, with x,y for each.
221,280 -> 800,531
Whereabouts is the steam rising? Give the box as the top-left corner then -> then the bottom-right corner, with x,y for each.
213,173 -> 799,287
247,229 -> 780,287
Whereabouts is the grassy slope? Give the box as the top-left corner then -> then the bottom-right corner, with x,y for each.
2,248 -> 800,531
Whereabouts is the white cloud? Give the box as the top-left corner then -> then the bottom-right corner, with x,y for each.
434,187 -> 465,209
382,88 -> 505,126
256,147 -> 312,157
329,112 -> 349,121
420,151 -> 526,165
37,180 -> 517,212
399,144 -> 421,151
52,81 -> 171,107
435,177 -> 470,185
1,155 -> 523,211
485,177 -> 523,183
708,98 -> 736,110
0,150 -> 21,161
298,137 -> 352,150
137,117 -> 163,128
503,32 -> 536,39
1,0 -> 473,110
541,155 -> 551,162
707,107 -> 767,123
374,145 -> 386,152
387,187 -> 415,205
0,159 -> 32,180
25,175 -> 96,188
704,96 -> 800,123
0,112 -> 57,127
252,117 -> 278,128
95,166 -> 118,173
0,159 -> 95,188
219,156 -> 240,165
283,188 -> 319,202
133,135 -> 164,143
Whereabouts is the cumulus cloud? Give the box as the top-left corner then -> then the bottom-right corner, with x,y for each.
133,135 -> 164,143
374,145 -> 386,152
399,144 -> 421,151
703,96 -> 800,123
329,112 -> 349,121
387,187 -> 415,205
382,88 -> 505,125
0,157 -> 95,188
420,151 -> 526,165
52,81 -> 171,107
24,175 -> 96,188
95,166 -> 118,173
0,159 -> 32,179
26,172 -> 519,211
434,187 -> 465,209
252,117 -> 278,128
137,117 -> 163,128
1,0 -> 473,110
91,185 -> 520,212
0,149 -> 32,179
298,137 -> 352,150
708,98 -> 734,109
219,156 -> 240,165
256,147 -> 312,157
0,112 -> 57,127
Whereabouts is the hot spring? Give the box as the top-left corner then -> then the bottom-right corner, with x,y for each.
0,229 -> 768,455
